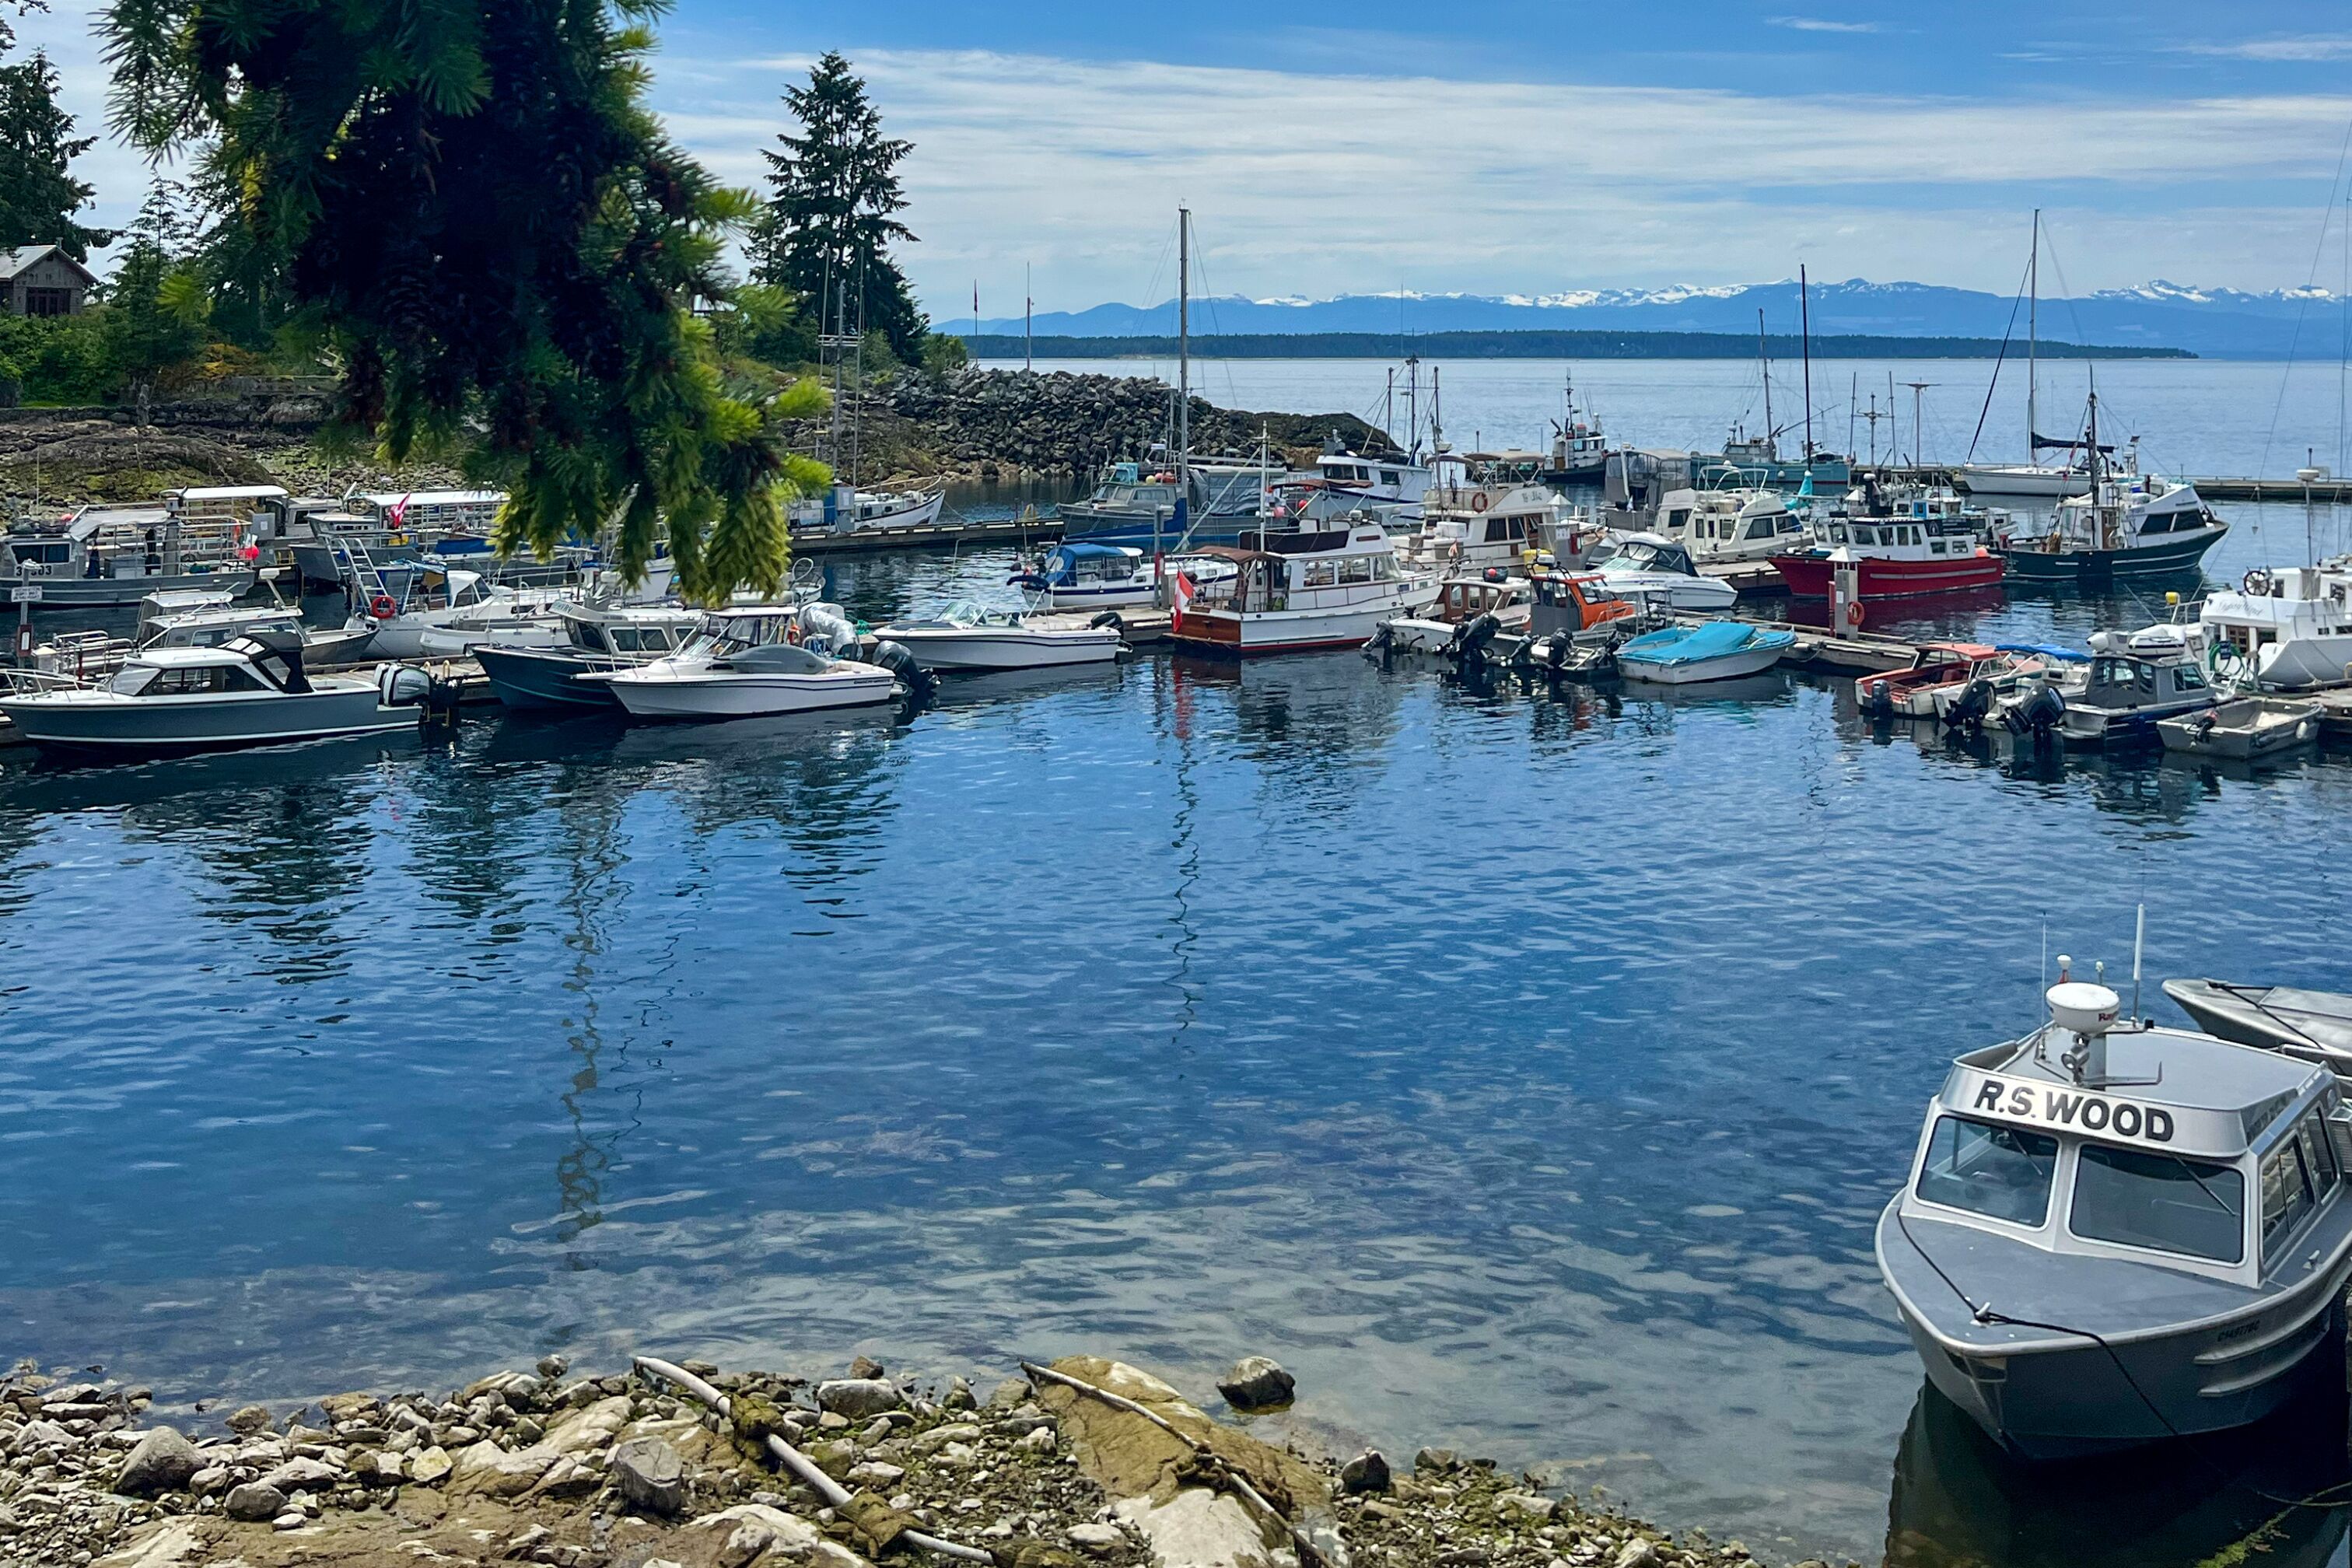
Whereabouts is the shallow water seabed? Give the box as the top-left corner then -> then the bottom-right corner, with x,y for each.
0,516 -> 2349,1566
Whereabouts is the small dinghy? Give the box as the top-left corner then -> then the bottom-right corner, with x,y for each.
1614,620 -> 1794,685
1878,966 -> 2352,1459
2157,695 -> 2322,763
2164,980 -> 2352,1073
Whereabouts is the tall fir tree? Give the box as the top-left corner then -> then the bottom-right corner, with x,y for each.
100,0 -> 828,598
0,40 -> 110,260
754,51 -> 928,362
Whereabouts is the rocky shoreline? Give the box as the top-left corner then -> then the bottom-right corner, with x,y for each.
0,369 -> 1384,508
0,1353 -> 1838,1568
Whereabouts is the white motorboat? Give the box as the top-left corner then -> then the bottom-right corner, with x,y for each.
1656,485 -> 1808,565
0,634 -> 417,756
1008,543 -> 1235,611
1589,534 -> 1739,613
601,605 -> 899,720
30,588 -> 376,684
1399,469 -> 1570,576
1168,521 -> 1439,655
872,600 -> 1122,671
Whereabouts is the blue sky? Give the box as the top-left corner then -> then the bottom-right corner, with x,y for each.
22,2 -> 2352,317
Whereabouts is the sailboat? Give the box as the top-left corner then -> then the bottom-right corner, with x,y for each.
1955,212 -> 2118,502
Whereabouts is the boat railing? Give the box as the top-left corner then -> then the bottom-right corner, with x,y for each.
0,666 -> 91,696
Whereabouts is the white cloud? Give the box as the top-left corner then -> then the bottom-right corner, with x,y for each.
656,47 -> 2352,313
1767,16 -> 1881,33
2176,35 -> 2352,61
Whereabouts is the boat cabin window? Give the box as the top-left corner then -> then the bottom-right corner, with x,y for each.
2070,1145 -> 2245,1264
1341,556 -> 1374,585
2260,1135 -> 2322,1266
107,666 -> 157,696
2175,663 -> 2207,692
1916,1115 -> 2057,1227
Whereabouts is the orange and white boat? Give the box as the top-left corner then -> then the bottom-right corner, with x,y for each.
1169,523 -> 1437,656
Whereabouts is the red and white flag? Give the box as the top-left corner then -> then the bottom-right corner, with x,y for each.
388,493 -> 412,530
1169,570 -> 1195,629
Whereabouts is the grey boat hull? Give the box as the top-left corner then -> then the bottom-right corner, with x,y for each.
1878,1202 -> 2352,1460
474,644 -> 621,711
0,570 -> 257,609
0,686 -> 412,757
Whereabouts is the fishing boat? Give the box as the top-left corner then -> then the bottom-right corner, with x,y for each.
2193,562 -> 2352,691
0,508 -> 257,607
1992,399 -> 2226,584
1589,534 -> 1738,612
0,634 -> 417,756
473,602 -> 705,711
1167,522 -> 1437,656
601,604 -> 900,720
1876,962 -> 2352,1459
2164,981 -> 2352,1074
1771,478 -> 2005,600
871,600 -> 1123,670
1615,620 -> 1794,685
2054,625 -> 2220,746
2156,695 -> 2323,763
1541,374 -> 1611,484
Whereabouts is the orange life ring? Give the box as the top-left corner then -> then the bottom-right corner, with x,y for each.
1845,600 -> 1866,628
369,593 -> 397,620
1470,492 -> 1489,513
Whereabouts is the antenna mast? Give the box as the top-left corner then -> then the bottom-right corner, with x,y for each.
1801,265 -> 1815,464
1757,308 -> 1774,453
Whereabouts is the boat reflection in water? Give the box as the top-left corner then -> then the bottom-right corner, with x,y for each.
1885,1378 -> 2352,1568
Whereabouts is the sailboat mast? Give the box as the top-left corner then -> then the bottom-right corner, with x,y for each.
1758,308 -> 1774,456
2028,208 -> 2039,466
1178,206 -> 1191,493
1801,265 -> 1815,463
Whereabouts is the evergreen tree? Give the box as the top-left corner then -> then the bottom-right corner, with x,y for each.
754,51 -> 928,362
100,0 -> 828,598
101,180 -> 206,417
0,41 -> 110,259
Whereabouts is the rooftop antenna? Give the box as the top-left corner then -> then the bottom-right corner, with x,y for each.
2131,901 -> 2146,1024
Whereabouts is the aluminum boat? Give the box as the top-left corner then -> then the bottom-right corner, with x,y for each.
0,635 -> 413,756
1877,970 -> 2352,1459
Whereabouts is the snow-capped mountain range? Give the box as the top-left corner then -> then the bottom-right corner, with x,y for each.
966,278 -> 2351,358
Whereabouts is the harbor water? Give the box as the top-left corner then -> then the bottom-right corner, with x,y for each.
5,365 -> 2352,1566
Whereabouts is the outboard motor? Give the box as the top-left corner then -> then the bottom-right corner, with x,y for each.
1943,676 -> 1993,733
378,661 -> 463,736
1448,611 -> 1502,666
1088,611 -> 1125,633
1861,675 -> 1896,720
2002,682 -> 2066,741
867,639 -> 934,700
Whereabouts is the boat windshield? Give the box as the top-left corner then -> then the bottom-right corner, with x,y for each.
1916,1115 -> 2057,1227
107,665 -> 156,696
2070,1145 -> 2245,1264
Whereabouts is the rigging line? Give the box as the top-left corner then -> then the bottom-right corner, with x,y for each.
2259,113 -> 2352,481
1968,250 -> 2036,463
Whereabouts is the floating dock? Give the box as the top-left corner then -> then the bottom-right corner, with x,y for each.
790,517 -> 1062,556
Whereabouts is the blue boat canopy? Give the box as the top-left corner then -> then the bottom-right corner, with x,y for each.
1996,642 -> 2091,663
1051,542 -> 1138,562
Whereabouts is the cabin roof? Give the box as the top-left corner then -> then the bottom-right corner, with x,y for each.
0,245 -> 98,285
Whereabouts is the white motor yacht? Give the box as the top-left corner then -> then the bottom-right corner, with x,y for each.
1168,521 -> 1439,655
1400,474 -> 1567,576
1589,534 -> 1739,613
1656,486 -> 1808,565
2194,562 -> 2352,691
872,600 -> 1122,671
601,605 -> 899,720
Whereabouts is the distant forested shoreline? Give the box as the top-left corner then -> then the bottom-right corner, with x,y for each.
959,331 -> 2193,361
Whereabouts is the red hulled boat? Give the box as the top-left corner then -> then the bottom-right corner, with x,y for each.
1772,481 -> 2007,600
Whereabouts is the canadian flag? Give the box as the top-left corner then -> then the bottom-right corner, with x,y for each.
388,493 -> 412,530
1169,570 -> 1195,631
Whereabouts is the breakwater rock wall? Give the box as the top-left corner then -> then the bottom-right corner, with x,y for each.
856,370 -> 1391,484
